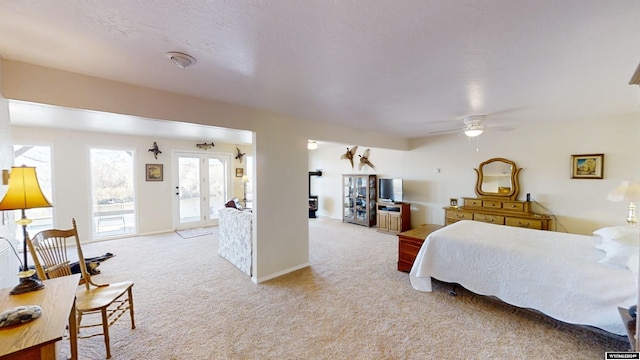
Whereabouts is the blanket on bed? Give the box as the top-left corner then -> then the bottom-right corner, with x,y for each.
409,220 -> 636,335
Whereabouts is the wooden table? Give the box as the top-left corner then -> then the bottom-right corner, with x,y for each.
0,274 -> 80,360
397,224 -> 443,272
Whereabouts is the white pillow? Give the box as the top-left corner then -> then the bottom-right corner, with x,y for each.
593,226 -> 639,246
596,240 -> 638,268
628,253 -> 639,285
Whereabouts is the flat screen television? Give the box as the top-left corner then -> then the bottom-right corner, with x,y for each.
378,178 -> 403,203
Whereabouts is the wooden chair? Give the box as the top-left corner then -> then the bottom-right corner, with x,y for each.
27,218 -> 135,359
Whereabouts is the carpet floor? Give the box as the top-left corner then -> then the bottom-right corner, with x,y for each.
59,217 -> 629,359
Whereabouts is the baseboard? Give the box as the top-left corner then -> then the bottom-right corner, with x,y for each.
255,262 -> 310,283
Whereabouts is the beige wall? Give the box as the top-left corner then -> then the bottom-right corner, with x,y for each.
310,116 -> 640,235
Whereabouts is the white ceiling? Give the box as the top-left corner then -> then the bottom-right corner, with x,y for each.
0,1 -> 639,141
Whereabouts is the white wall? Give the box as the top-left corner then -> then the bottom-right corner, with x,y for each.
1,59 -> 409,283
11,126 -> 252,237
0,57 -> 21,289
310,116 -> 640,235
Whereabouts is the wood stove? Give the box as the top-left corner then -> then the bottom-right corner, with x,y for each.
309,170 -> 322,218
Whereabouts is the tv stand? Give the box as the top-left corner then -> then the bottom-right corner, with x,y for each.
377,202 -> 410,234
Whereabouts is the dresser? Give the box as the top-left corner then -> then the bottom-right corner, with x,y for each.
444,197 -> 551,230
443,157 -> 552,231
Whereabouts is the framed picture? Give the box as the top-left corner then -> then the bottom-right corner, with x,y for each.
449,198 -> 458,207
146,164 -> 163,181
236,168 -> 244,177
571,154 -> 604,179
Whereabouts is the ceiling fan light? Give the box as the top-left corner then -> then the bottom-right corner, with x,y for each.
166,51 -> 197,69
464,128 -> 484,137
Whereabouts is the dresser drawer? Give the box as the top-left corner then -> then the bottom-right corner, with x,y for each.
502,201 -> 525,212
473,213 -> 505,225
463,198 -> 483,207
446,210 -> 473,221
505,217 -> 543,229
482,200 -> 502,209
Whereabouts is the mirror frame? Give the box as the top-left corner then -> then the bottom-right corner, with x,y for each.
474,158 -> 521,200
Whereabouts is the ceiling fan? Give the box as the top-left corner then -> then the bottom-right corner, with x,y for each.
429,115 -> 512,137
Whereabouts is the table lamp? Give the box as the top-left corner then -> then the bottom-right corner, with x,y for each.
0,166 -> 53,295
606,180 -> 640,225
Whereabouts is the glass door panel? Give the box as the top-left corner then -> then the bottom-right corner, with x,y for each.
175,153 -> 230,229
208,158 -> 226,221
177,155 -> 201,226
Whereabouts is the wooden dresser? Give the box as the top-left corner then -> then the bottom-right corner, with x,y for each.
444,197 -> 551,230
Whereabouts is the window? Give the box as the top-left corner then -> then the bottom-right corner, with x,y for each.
13,145 -> 53,238
90,148 -> 136,238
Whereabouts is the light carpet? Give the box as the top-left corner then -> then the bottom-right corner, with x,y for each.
60,217 -> 629,359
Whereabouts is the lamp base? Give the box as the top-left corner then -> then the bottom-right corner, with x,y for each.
10,270 -> 45,295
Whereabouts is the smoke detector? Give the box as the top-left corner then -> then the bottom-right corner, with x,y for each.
166,51 -> 197,69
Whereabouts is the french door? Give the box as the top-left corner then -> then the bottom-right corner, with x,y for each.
174,152 -> 230,229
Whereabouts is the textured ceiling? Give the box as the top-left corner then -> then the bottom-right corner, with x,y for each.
0,1 -> 639,141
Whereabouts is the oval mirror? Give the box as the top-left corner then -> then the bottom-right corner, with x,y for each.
474,158 -> 521,200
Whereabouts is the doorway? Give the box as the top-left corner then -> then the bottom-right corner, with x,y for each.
174,152 -> 231,229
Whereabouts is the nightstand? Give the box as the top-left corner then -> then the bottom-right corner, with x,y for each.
618,307 -> 636,351
397,224 -> 443,272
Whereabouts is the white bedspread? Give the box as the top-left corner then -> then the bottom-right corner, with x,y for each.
409,220 -> 636,335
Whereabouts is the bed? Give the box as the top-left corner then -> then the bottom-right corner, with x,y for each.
409,220 -> 638,336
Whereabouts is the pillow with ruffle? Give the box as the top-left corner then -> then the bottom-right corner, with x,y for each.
593,226 -> 639,246
596,239 -> 638,268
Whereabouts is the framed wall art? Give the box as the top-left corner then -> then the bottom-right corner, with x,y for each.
146,164 -> 163,181
571,154 -> 604,179
236,168 -> 244,177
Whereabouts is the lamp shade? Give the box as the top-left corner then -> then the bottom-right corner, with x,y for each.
241,175 -> 249,183
0,166 -> 53,211
606,181 -> 640,202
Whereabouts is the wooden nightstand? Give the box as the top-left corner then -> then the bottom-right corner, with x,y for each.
397,224 -> 443,272
618,307 -> 637,351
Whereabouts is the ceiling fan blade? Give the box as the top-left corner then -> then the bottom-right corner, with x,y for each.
487,125 -> 514,132
428,127 -> 464,135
